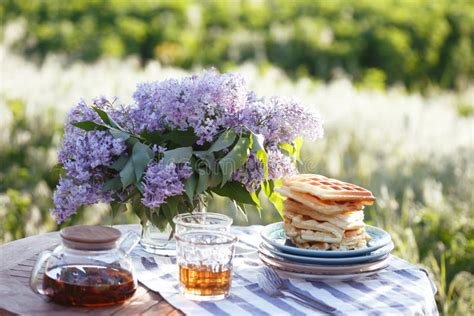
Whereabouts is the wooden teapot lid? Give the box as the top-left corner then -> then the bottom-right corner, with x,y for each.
60,225 -> 121,250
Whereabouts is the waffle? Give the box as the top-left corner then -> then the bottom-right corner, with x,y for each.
290,227 -> 369,250
294,238 -> 368,251
278,173 -> 375,251
283,222 -> 341,243
284,211 -> 344,240
284,199 -> 365,230
276,187 -> 365,214
283,174 -> 375,204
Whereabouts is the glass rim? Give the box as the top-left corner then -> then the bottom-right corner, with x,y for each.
172,212 -> 233,227
175,230 -> 238,246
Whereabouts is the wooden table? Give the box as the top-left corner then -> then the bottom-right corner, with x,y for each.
0,224 -> 183,315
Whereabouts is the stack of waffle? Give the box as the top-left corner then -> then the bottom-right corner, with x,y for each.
275,174 -> 375,250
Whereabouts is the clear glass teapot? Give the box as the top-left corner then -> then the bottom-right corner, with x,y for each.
30,225 -> 140,307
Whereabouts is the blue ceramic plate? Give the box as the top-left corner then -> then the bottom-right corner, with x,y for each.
260,222 -> 392,258
260,241 -> 394,265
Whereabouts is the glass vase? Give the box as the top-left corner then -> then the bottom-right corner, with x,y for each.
139,197 -> 208,255
140,221 -> 176,255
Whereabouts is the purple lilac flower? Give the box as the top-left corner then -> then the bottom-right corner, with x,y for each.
50,178 -> 113,224
132,72 -> 322,194
152,145 -> 167,154
240,95 -> 324,146
52,70 -> 324,223
141,161 -> 193,208
267,148 -> 297,179
92,95 -> 109,108
131,69 -> 248,144
231,148 -> 297,191
231,154 -> 265,192
52,99 -> 128,223
58,99 -> 127,182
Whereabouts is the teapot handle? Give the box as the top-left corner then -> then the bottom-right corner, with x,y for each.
30,250 -> 52,295
118,231 -> 140,255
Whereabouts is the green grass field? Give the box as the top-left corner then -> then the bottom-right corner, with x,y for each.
1,1 -> 473,313
1,44 -> 472,313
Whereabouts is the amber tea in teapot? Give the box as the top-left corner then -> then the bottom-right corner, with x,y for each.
30,225 -> 140,307
43,265 -> 136,307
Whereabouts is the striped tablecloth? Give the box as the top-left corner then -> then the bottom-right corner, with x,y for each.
131,225 -> 438,315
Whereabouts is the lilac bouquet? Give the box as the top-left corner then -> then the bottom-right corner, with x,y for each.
52,70 -> 323,231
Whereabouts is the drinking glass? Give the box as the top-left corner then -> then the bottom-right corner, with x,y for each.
173,212 -> 232,237
175,231 -> 238,301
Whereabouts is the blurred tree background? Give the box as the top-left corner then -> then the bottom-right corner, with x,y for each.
1,0 -> 473,91
0,1 -> 473,314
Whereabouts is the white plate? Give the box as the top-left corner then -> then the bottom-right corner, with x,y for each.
259,251 -> 392,276
260,241 -> 394,265
277,269 -> 385,281
261,222 -> 392,258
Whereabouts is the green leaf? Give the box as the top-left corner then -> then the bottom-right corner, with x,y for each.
294,136 -> 303,162
251,133 -> 268,178
52,163 -> 65,177
72,121 -> 108,131
263,180 -> 275,197
161,199 -> 178,233
135,182 -> 144,194
110,128 -> 130,140
150,210 -> 168,232
269,191 -> 285,218
184,173 -> 198,203
166,196 -> 180,214
102,177 -> 122,192
52,162 -> 64,170
92,106 -> 123,130
218,136 -> 251,186
209,129 -> 237,152
279,142 -> 295,156
196,170 -> 210,195
265,178 -> 284,218
208,170 -> 222,188
162,147 -> 193,165
128,194 -> 148,225
211,181 -> 257,206
119,159 -> 136,188
251,133 -> 265,150
110,155 -> 129,171
194,150 -> 216,170
233,200 -> 248,221
91,106 -> 111,125
140,130 -> 163,144
132,142 -> 154,182
110,201 -> 126,219
162,129 -> 198,147
249,190 -> 261,209
141,129 -> 197,148
126,137 -> 139,147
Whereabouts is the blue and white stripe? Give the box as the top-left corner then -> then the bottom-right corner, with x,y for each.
132,225 -> 438,316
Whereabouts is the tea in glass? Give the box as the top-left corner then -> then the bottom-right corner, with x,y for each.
175,231 -> 237,301
179,264 -> 232,296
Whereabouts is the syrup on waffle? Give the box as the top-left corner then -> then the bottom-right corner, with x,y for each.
283,174 -> 375,203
